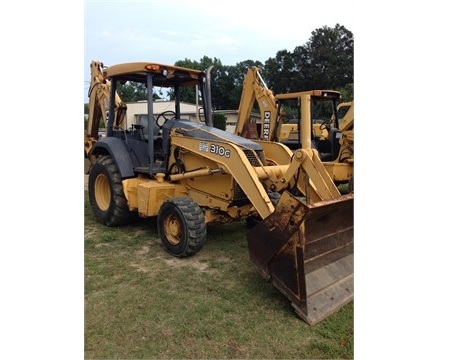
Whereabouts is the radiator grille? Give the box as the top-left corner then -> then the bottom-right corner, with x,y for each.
243,149 -> 265,166
233,149 -> 265,201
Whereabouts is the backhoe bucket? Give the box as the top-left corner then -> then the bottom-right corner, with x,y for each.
247,191 -> 353,325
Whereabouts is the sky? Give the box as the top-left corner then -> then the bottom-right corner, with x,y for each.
84,0 -> 355,102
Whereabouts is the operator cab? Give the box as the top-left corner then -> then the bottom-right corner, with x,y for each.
277,92 -> 343,161
102,62 -> 214,177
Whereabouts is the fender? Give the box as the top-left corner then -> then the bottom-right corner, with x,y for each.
90,137 -> 135,178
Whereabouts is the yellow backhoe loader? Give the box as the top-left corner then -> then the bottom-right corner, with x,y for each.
84,60 -> 353,325
235,66 -> 353,187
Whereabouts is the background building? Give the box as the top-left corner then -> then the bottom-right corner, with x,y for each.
125,100 -> 260,134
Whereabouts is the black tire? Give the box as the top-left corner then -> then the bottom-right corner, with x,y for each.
157,197 -> 206,257
88,155 -> 134,226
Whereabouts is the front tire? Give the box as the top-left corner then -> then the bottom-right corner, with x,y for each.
88,155 -> 134,226
157,197 -> 206,257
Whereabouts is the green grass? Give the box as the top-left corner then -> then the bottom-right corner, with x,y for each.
85,193 -> 353,359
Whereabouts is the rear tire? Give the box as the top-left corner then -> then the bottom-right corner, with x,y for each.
158,197 -> 206,257
88,155 -> 134,226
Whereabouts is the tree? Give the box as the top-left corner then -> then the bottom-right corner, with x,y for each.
174,57 -> 225,106
264,24 -> 353,94
340,83 -> 354,102
209,64 -> 236,110
213,113 -> 227,131
295,24 -> 353,90
226,60 -> 264,111
117,82 -> 161,102
263,50 -> 296,94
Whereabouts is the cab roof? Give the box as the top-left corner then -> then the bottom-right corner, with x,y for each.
276,90 -> 341,101
104,62 -> 204,88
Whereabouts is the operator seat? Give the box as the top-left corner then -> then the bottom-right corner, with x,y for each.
317,128 -> 342,161
142,124 -> 161,141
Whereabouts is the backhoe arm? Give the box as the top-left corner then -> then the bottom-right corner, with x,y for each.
87,61 -> 127,140
235,67 -> 284,141
338,101 -> 354,132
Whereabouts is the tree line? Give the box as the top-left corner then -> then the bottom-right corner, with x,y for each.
86,24 -> 353,114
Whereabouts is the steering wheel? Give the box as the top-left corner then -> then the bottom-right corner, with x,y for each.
319,120 -> 331,132
156,110 -> 177,127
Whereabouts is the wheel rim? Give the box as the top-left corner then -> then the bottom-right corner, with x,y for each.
94,173 -> 111,211
163,215 -> 181,245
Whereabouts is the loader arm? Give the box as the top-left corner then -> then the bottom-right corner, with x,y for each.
169,123 -> 346,217
254,148 -> 342,203
169,130 -> 275,219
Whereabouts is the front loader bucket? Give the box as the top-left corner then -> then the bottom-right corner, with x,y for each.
247,191 -> 353,325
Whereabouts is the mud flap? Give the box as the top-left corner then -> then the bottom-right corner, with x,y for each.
247,191 -> 354,325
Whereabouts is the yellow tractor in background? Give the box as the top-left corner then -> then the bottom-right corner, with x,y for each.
235,66 -> 353,188
84,60 -> 354,325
